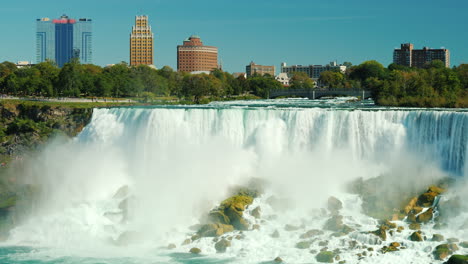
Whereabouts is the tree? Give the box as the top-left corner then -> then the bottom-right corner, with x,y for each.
57,58 -> 83,97
319,71 -> 344,88
290,72 -> 315,89
349,60 -> 386,82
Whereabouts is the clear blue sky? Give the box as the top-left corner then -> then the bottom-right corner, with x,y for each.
0,0 -> 466,73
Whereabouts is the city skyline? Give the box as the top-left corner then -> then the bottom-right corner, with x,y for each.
0,0 -> 467,72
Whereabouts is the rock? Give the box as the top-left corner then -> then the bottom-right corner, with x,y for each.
191,234 -> 201,241
197,223 -> 234,237
167,243 -> 176,249
214,238 -> 231,253
434,222 -> 448,230
271,230 -> 280,238
319,241 -> 329,247
113,185 -> 129,199
327,196 -> 343,213
251,206 -> 261,219
432,234 -> 445,242
411,206 -> 423,214
409,223 -> 421,230
209,194 -> 253,230
252,224 -> 260,230
182,238 -> 191,245
390,242 -> 400,248
460,241 -> 468,248
397,226 -> 404,232
284,224 -> 301,231
410,231 -> 423,242
295,241 -> 313,249
300,229 -> 324,239
348,240 -> 358,249
274,257 -> 283,263
416,208 -> 433,223
406,212 -> 417,223
433,244 -> 458,260
403,197 -> 418,214
335,255 -> 341,261
370,225 -> 387,241
448,238 -> 460,243
324,215 -> 344,231
189,247 -> 201,254
417,191 -> 438,207
446,255 -> 468,264
381,220 -> 397,229
427,185 -> 445,194
316,251 -> 335,263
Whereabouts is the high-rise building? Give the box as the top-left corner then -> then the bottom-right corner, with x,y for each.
177,35 -> 218,73
36,15 -> 92,67
130,15 -> 154,66
393,43 -> 450,68
280,62 -> 347,80
246,62 -> 275,77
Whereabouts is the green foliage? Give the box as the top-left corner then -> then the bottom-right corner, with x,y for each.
290,72 -> 315,89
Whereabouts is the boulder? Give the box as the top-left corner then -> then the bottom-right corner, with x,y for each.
316,251 -> 335,263
252,224 -> 260,230
271,230 -> 280,238
209,194 -> 253,231
403,197 -> 418,214
446,255 -> 468,264
433,244 -> 458,260
370,225 -> 387,241
251,206 -> 261,219
327,196 -> 343,213
182,239 -> 191,245
417,191 -> 438,207
410,231 -> 423,242
274,257 -> 283,263
460,241 -> 468,248
324,215 -> 344,231
300,229 -> 324,239
295,241 -> 313,249
381,220 -> 397,229
397,226 -> 404,232
197,223 -> 234,237
214,238 -> 231,253
448,238 -> 460,243
409,223 -> 421,230
189,247 -> 201,254
432,234 -> 445,242
167,243 -> 176,249
416,208 -> 433,223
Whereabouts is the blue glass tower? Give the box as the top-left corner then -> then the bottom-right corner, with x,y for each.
36,15 -> 92,67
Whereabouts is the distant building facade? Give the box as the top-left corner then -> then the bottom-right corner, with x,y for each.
177,35 -> 218,72
246,62 -> 275,77
130,15 -> 154,66
280,62 -> 347,80
275,72 -> 290,86
393,43 -> 450,68
36,15 -> 92,67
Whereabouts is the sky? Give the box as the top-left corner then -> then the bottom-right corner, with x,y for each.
0,0 -> 467,73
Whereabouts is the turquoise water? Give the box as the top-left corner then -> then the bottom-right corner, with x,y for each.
0,98 -> 467,264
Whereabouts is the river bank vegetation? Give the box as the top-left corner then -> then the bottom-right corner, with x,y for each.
0,59 -> 467,107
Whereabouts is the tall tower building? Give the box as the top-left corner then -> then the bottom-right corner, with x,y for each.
36,15 -> 92,67
130,15 -> 154,66
177,35 -> 218,72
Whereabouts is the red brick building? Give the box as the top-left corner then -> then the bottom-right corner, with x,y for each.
177,35 -> 219,72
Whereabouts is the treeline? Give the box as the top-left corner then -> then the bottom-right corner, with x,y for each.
319,60 -> 468,107
0,59 -> 284,103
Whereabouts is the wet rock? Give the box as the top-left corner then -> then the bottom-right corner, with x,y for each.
274,257 -> 283,263
167,243 -> 176,249
370,225 -> 387,241
252,224 -> 260,230
318,240 -> 329,247
416,208 -> 433,223
271,230 -> 280,238
310,249 -> 318,254
300,229 -> 324,239
410,231 -> 423,242
295,241 -> 313,249
251,206 -> 261,219
324,215 -> 344,231
381,220 -> 397,229
417,191 -> 438,207
460,241 -> 468,248
191,234 -> 201,241
448,238 -> 460,243
182,238 -> 191,245
209,194 -> 253,230
338,261 -> 346,264
348,240 -> 358,249
434,222 -> 448,230
189,247 -> 201,254
197,223 -> 234,237
409,223 -> 421,230
432,234 -> 445,242
214,238 -> 231,253
411,206 -> 423,215
316,251 -> 335,263
327,196 -> 343,213
397,226 -> 404,233
433,244 -> 459,260
446,255 -> 468,264
403,197 -> 418,214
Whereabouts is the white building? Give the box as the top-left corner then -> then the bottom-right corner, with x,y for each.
275,72 -> 290,86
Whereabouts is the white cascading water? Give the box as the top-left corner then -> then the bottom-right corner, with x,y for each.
4,104 -> 468,263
